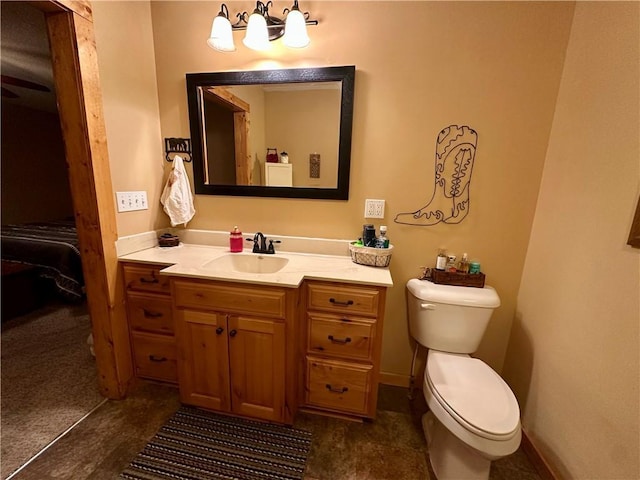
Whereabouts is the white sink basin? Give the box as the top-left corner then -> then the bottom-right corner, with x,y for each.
202,254 -> 289,274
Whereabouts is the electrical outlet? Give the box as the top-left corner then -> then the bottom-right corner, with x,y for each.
364,199 -> 385,218
116,191 -> 148,212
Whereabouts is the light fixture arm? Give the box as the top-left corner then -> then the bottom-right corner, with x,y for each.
228,0 -> 318,32
217,3 -> 230,20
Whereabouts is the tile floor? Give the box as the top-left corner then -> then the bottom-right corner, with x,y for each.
10,381 -> 541,480
296,385 -> 541,480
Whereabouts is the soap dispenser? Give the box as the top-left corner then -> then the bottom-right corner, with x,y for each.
230,226 -> 243,253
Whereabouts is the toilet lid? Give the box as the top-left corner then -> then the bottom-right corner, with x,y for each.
426,351 -> 520,439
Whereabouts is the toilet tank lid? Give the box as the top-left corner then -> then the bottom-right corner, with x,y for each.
406,278 -> 500,308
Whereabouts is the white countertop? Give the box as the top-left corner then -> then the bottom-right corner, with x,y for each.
118,244 -> 393,288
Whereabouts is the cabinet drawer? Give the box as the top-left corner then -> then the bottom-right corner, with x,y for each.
123,264 -> 171,294
307,282 -> 380,317
308,313 -> 374,361
127,291 -> 174,335
305,357 -> 372,415
173,280 -> 286,318
131,331 -> 177,383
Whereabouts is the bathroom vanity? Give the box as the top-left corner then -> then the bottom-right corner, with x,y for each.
119,242 -> 392,425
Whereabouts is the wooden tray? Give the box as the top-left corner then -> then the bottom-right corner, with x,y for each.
430,269 -> 485,288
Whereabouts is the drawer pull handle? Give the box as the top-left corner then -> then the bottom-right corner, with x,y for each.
229,329 -> 238,337
325,384 -> 348,394
216,327 -> 224,335
329,298 -> 354,307
140,276 -> 159,284
149,355 -> 167,362
143,309 -> 162,318
328,335 -> 351,345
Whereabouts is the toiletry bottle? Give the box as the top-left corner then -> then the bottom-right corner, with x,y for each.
363,224 -> 376,247
436,249 -> 447,271
230,226 -> 243,252
447,254 -> 457,272
469,261 -> 481,274
376,225 -> 389,248
458,253 -> 470,273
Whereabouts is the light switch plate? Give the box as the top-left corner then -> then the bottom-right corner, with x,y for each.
116,191 -> 148,212
364,199 -> 385,218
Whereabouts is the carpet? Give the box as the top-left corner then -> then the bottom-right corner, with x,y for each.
121,406 -> 313,480
0,301 -> 104,479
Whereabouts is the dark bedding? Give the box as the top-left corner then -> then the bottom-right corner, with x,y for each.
1,219 -> 84,301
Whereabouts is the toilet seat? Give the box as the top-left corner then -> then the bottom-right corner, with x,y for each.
425,350 -> 520,441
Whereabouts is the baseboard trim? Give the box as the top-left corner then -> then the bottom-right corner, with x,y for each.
379,372 -> 410,387
521,429 -> 558,480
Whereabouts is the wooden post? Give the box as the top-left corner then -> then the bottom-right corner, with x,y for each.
45,5 -> 132,399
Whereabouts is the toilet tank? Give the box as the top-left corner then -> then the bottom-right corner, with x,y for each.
406,278 -> 500,353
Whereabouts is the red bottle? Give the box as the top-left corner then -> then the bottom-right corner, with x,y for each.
230,226 -> 243,252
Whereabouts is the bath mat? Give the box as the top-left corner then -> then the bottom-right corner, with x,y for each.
121,406 -> 312,480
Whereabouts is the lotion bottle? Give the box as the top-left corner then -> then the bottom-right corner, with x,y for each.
458,253 -> 470,273
230,226 -> 243,253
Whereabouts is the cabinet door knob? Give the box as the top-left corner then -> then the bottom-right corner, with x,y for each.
149,355 -> 167,362
329,298 -> 354,307
229,329 -> 238,337
216,327 -> 224,335
139,276 -> 159,284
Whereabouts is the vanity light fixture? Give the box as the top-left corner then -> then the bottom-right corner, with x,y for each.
207,1 -> 318,52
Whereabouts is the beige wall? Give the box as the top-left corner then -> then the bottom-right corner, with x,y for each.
148,1 -> 574,377
265,88 -> 340,187
92,0 -> 166,237
502,2 -> 640,478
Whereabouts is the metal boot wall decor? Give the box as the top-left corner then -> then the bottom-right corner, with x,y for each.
395,125 -> 477,226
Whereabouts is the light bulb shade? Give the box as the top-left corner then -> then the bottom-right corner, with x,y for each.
207,14 -> 235,52
243,12 -> 270,51
282,8 -> 309,48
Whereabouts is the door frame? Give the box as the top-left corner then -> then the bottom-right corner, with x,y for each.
36,0 -> 131,398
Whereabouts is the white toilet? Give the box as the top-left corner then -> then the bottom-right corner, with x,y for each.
406,278 -> 521,480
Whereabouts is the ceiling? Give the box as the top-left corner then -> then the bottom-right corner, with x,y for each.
1,1 -> 57,113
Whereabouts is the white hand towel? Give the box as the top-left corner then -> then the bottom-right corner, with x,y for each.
160,155 -> 195,227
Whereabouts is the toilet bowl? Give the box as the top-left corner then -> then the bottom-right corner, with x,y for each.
405,279 -> 521,480
423,350 -> 521,479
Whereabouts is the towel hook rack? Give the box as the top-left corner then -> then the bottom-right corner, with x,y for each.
164,137 -> 192,162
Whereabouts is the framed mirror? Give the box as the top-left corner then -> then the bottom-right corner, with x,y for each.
186,66 -> 355,200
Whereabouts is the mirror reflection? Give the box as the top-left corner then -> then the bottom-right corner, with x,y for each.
186,66 -> 355,200
200,82 -> 341,189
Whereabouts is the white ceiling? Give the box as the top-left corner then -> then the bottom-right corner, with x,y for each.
1,1 -> 57,113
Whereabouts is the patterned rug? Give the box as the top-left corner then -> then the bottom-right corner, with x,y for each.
121,406 -> 312,480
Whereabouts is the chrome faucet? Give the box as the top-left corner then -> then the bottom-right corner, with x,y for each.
246,232 -> 280,254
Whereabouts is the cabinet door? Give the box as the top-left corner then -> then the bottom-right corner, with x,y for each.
228,315 -> 285,422
175,309 -> 230,411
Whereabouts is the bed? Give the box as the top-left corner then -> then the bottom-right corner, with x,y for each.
1,219 -> 84,302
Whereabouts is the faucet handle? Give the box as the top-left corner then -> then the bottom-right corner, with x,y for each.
267,239 -> 281,254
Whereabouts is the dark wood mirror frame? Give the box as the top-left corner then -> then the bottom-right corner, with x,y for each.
186,66 -> 355,200
628,196 -> 640,248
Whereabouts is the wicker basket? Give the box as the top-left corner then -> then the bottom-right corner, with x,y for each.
349,243 -> 393,267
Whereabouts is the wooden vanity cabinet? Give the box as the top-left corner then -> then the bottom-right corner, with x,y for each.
172,278 -> 297,424
122,262 -> 177,384
302,281 -> 387,419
